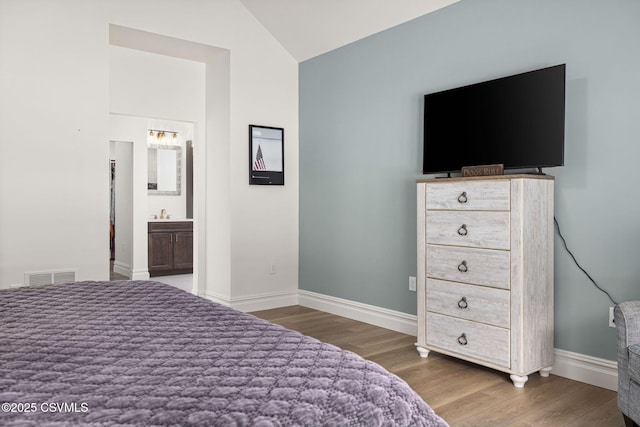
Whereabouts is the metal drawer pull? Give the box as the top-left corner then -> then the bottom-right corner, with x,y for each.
457,297 -> 468,309
457,260 -> 468,273
457,224 -> 468,236
457,333 -> 468,346
457,191 -> 468,204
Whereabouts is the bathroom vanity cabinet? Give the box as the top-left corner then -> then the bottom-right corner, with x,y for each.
148,221 -> 193,276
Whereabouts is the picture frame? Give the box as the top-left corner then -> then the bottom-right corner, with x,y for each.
249,124 -> 284,185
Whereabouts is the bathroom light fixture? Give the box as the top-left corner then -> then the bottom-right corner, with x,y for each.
147,129 -> 179,145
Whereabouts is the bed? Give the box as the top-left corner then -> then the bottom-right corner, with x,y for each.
0,280 -> 447,426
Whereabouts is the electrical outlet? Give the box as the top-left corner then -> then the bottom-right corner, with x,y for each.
409,276 -> 416,292
269,263 -> 277,275
609,306 -> 615,328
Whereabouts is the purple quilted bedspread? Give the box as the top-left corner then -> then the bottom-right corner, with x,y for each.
0,281 -> 447,426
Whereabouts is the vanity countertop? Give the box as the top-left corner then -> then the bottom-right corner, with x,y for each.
148,218 -> 193,222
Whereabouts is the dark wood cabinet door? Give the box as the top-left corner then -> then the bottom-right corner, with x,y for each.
148,232 -> 173,273
173,232 -> 193,270
148,221 -> 193,277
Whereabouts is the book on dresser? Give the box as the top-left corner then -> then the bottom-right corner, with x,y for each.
415,174 -> 554,387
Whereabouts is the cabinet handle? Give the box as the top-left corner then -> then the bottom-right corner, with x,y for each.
457,224 -> 468,236
457,297 -> 468,309
457,260 -> 468,273
457,333 -> 468,346
457,191 -> 468,204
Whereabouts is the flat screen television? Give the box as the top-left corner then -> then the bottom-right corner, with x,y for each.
422,64 -> 565,175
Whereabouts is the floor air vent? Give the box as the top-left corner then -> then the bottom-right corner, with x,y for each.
24,270 -> 77,286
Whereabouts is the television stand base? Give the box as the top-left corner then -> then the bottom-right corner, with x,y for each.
529,167 -> 547,175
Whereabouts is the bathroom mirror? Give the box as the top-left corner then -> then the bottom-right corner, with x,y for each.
148,144 -> 182,195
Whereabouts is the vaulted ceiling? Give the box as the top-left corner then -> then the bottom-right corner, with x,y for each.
238,0 -> 460,62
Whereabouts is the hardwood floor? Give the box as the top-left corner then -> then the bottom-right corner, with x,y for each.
251,305 -> 624,427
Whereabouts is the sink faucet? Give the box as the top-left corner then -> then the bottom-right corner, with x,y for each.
160,209 -> 166,219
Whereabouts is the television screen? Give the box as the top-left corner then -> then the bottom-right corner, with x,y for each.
423,64 -> 566,174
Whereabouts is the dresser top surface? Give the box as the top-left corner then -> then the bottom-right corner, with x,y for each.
417,174 -> 554,184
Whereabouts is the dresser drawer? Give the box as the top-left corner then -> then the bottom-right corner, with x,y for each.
426,211 -> 510,250
426,279 -> 510,328
426,245 -> 510,289
426,312 -> 510,368
426,180 -> 510,211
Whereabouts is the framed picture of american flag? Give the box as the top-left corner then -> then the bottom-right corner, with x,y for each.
249,124 -> 284,185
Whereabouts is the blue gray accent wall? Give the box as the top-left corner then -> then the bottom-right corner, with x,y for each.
299,0 -> 640,360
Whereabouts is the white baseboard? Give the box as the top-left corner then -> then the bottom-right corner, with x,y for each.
112,261 -> 132,278
205,290 -> 298,313
297,289 -> 417,336
130,270 -> 150,280
552,348 -> 617,391
297,289 -> 618,391
204,291 -> 231,307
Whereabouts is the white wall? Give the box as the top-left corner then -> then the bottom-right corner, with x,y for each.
0,0 -> 109,286
109,46 -> 205,123
0,0 -> 299,304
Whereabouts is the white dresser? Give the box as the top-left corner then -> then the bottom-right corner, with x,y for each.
416,175 -> 554,387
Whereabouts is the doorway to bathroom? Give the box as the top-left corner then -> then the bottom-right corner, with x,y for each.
108,118 -> 196,295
